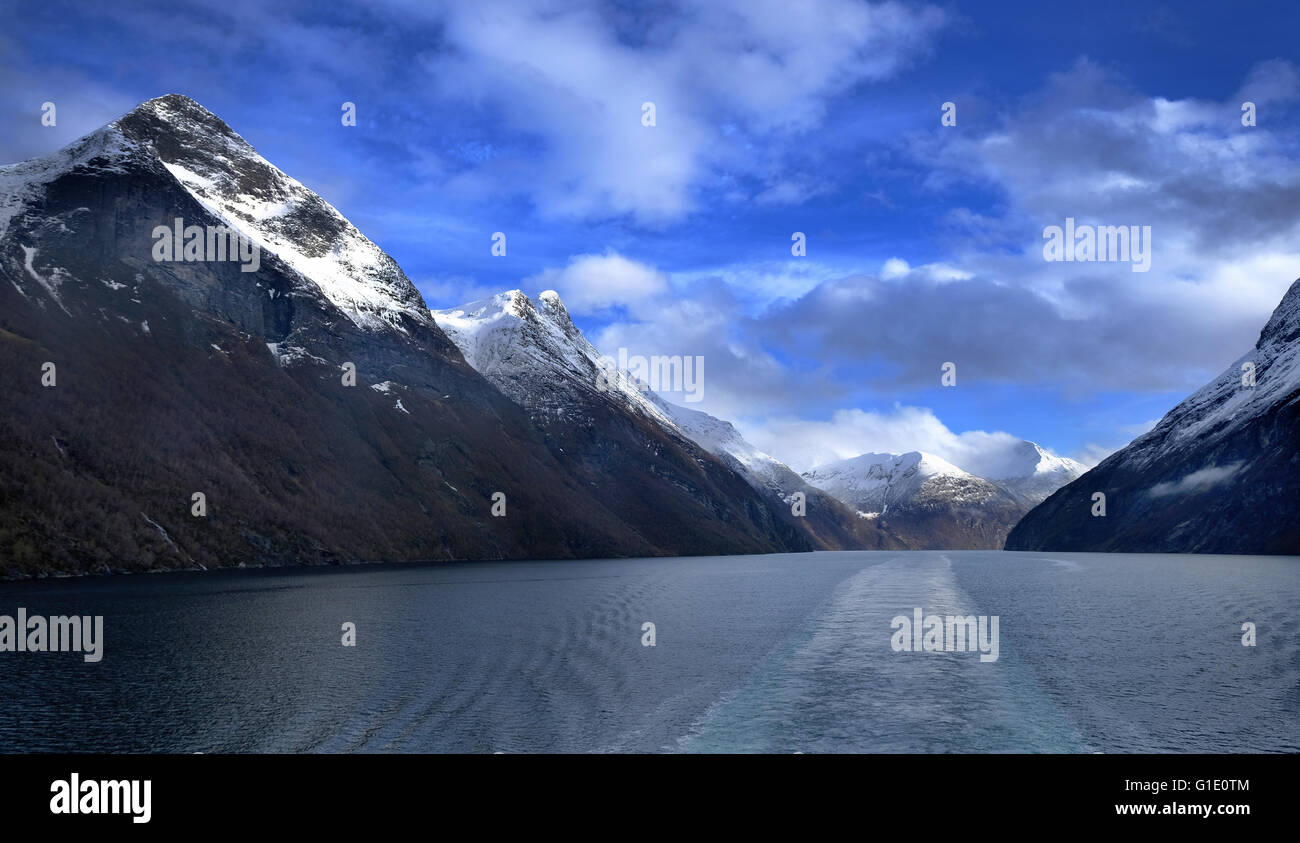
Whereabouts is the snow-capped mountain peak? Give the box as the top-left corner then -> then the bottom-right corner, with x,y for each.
799,443 -> 1079,548
432,289 -> 677,429
954,439 -> 1085,481
804,452 -> 953,507
130,95 -> 431,333
434,287 -> 807,483
801,450 -> 981,513
954,439 -> 1087,504
803,443 -> 1082,506
536,288 -> 571,320
3,94 -> 431,333
436,289 -> 771,464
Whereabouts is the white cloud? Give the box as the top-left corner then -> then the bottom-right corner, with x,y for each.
526,251 -> 669,313
880,257 -> 971,282
740,405 -> 1066,476
402,0 -> 946,222
924,58 -> 1300,331
1148,462 -> 1246,497
881,257 -> 910,279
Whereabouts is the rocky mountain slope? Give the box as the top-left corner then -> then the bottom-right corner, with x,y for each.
0,95 -> 810,576
1007,278 -> 1300,554
433,290 -> 904,551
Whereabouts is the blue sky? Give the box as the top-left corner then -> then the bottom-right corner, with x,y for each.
4,0 -> 1300,470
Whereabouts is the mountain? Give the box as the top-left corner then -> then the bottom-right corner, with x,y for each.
799,443 -> 1083,549
0,95 -> 809,576
651,404 -> 906,549
801,451 -> 1025,548
963,440 -> 1088,507
433,289 -> 679,429
433,290 -> 903,551
1007,278 -> 1300,554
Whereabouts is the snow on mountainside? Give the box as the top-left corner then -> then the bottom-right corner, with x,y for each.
800,444 -> 1081,549
3,95 -> 430,333
432,287 -> 830,552
433,288 -> 904,551
970,441 -> 1087,505
649,400 -> 793,489
803,441 -> 1084,512
433,289 -> 677,429
802,451 -> 1000,515
435,288 -> 798,485
1135,280 -> 1300,457
962,439 -> 1085,482
1007,277 -> 1300,554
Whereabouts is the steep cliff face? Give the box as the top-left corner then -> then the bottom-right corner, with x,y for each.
1007,279 -> 1300,554
0,95 -> 806,575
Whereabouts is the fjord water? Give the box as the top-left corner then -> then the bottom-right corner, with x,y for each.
0,551 -> 1295,753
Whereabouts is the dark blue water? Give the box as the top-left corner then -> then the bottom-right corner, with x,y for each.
0,551 -> 1295,752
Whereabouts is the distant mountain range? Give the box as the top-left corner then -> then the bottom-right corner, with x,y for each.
1008,277 -> 1300,554
801,447 -> 1085,549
